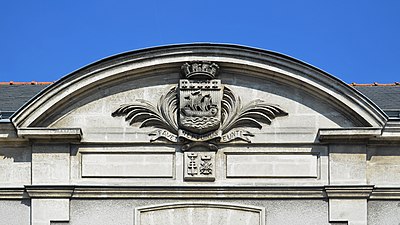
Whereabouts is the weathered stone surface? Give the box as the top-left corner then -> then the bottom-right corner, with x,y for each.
329,145 -> 367,185
32,144 -> 70,184
0,200 -> 30,225
49,76 -> 359,144
329,199 -> 367,225
81,153 -> 174,178
367,146 -> 400,186
31,198 -> 69,225
368,200 -> 400,225
0,146 -> 31,186
226,154 -> 317,178
67,199 -> 333,225
0,44 -> 399,224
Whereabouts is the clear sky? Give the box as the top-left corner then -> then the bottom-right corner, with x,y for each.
1,1 -> 399,83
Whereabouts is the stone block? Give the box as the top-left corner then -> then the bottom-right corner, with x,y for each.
0,200 -> 30,225
368,200 -> 400,225
329,199 -> 367,225
329,145 -> 366,185
31,198 -> 69,225
0,146 -> 31,187
81,153 -> 174,178
226,154 -> 318,178
32,144 -> 70,184
367,146 -> 400,186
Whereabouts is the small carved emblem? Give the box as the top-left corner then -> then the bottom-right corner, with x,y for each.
199,155 -> 213,175
184,152 -> 215,181
187,153 -> 198,176
112,61 -> 288,150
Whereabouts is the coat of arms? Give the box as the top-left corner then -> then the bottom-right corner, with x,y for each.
112,61 -> 288,151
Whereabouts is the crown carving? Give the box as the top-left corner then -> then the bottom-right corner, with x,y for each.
181,62 -> 219,79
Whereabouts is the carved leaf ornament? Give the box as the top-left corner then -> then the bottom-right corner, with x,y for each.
112,62 -> 288,148
220,87 -> 287,132
112,87 -> 178,134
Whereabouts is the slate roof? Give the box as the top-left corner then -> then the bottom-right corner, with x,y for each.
352,83 -> 400,118
0,82 -> 400,120
0,82 -> 51,119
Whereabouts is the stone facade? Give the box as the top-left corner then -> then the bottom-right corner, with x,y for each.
1,44 -> 400,225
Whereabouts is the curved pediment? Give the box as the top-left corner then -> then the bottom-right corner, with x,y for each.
11,44 -> 387,143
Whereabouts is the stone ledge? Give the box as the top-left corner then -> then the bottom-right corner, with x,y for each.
25,185 -> 74,198
318,128 -> 381,141
23,186 -> 325,199
17,128 -> 82,140
369,187 -> 400,199
5,185 -> 400,200
72,186 -> 326,199
378,120 -> 400,140
324,185 -> 374,198
0,187 -> 26,199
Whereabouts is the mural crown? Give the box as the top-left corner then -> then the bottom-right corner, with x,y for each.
181,61 -> 219,80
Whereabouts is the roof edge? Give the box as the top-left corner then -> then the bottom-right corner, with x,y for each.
10,43 -> 389,128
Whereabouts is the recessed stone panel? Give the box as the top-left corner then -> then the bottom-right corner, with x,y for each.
136,203 -> 264,225
226,154 -> 318,178
81,153 -> 174,178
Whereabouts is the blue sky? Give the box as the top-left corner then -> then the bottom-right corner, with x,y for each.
1,1 -> 399,83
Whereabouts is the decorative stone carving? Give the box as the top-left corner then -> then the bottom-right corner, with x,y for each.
112,61 -> 288,149
184,152 -> 215,181
112,87 -> 178,143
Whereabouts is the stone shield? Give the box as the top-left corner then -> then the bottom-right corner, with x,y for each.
178,79 -> 223,136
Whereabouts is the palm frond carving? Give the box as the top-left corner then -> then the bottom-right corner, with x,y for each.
112,86 -> 178,133
220,87 -> 288,133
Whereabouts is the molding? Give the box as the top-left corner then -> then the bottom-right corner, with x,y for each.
325,185 -> 374,198
17,127 -> 82,140
5,185 -> 400,200
318,128 -> 381,141
25,185 -> 74,198
72,186 -> 326,199
370,187 -> 400,199
77,187 -> 326,199
0,187 -> 26,199
379,119 -> 400,140
10,44 -> 387,128
22,186 -> 325,199
0,121 -> 28,144
136,202 -> 265,225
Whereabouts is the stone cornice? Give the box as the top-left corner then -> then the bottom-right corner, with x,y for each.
324,185 -> 374,198
71,186 -> 326,199
25,185 -> 74,198
11,44 -> 387,128
2,185 -> 400,200
318,128 -> 381,142
17,128 -> 82,141
318,123 -> 400,142
369,187 -> 400,199
0,187 -> 26,199
379,119 -> 400,140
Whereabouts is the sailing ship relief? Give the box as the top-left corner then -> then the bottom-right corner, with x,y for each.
178,79 -> 223,140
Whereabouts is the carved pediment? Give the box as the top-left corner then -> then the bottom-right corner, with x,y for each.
112,62 -> 288,150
